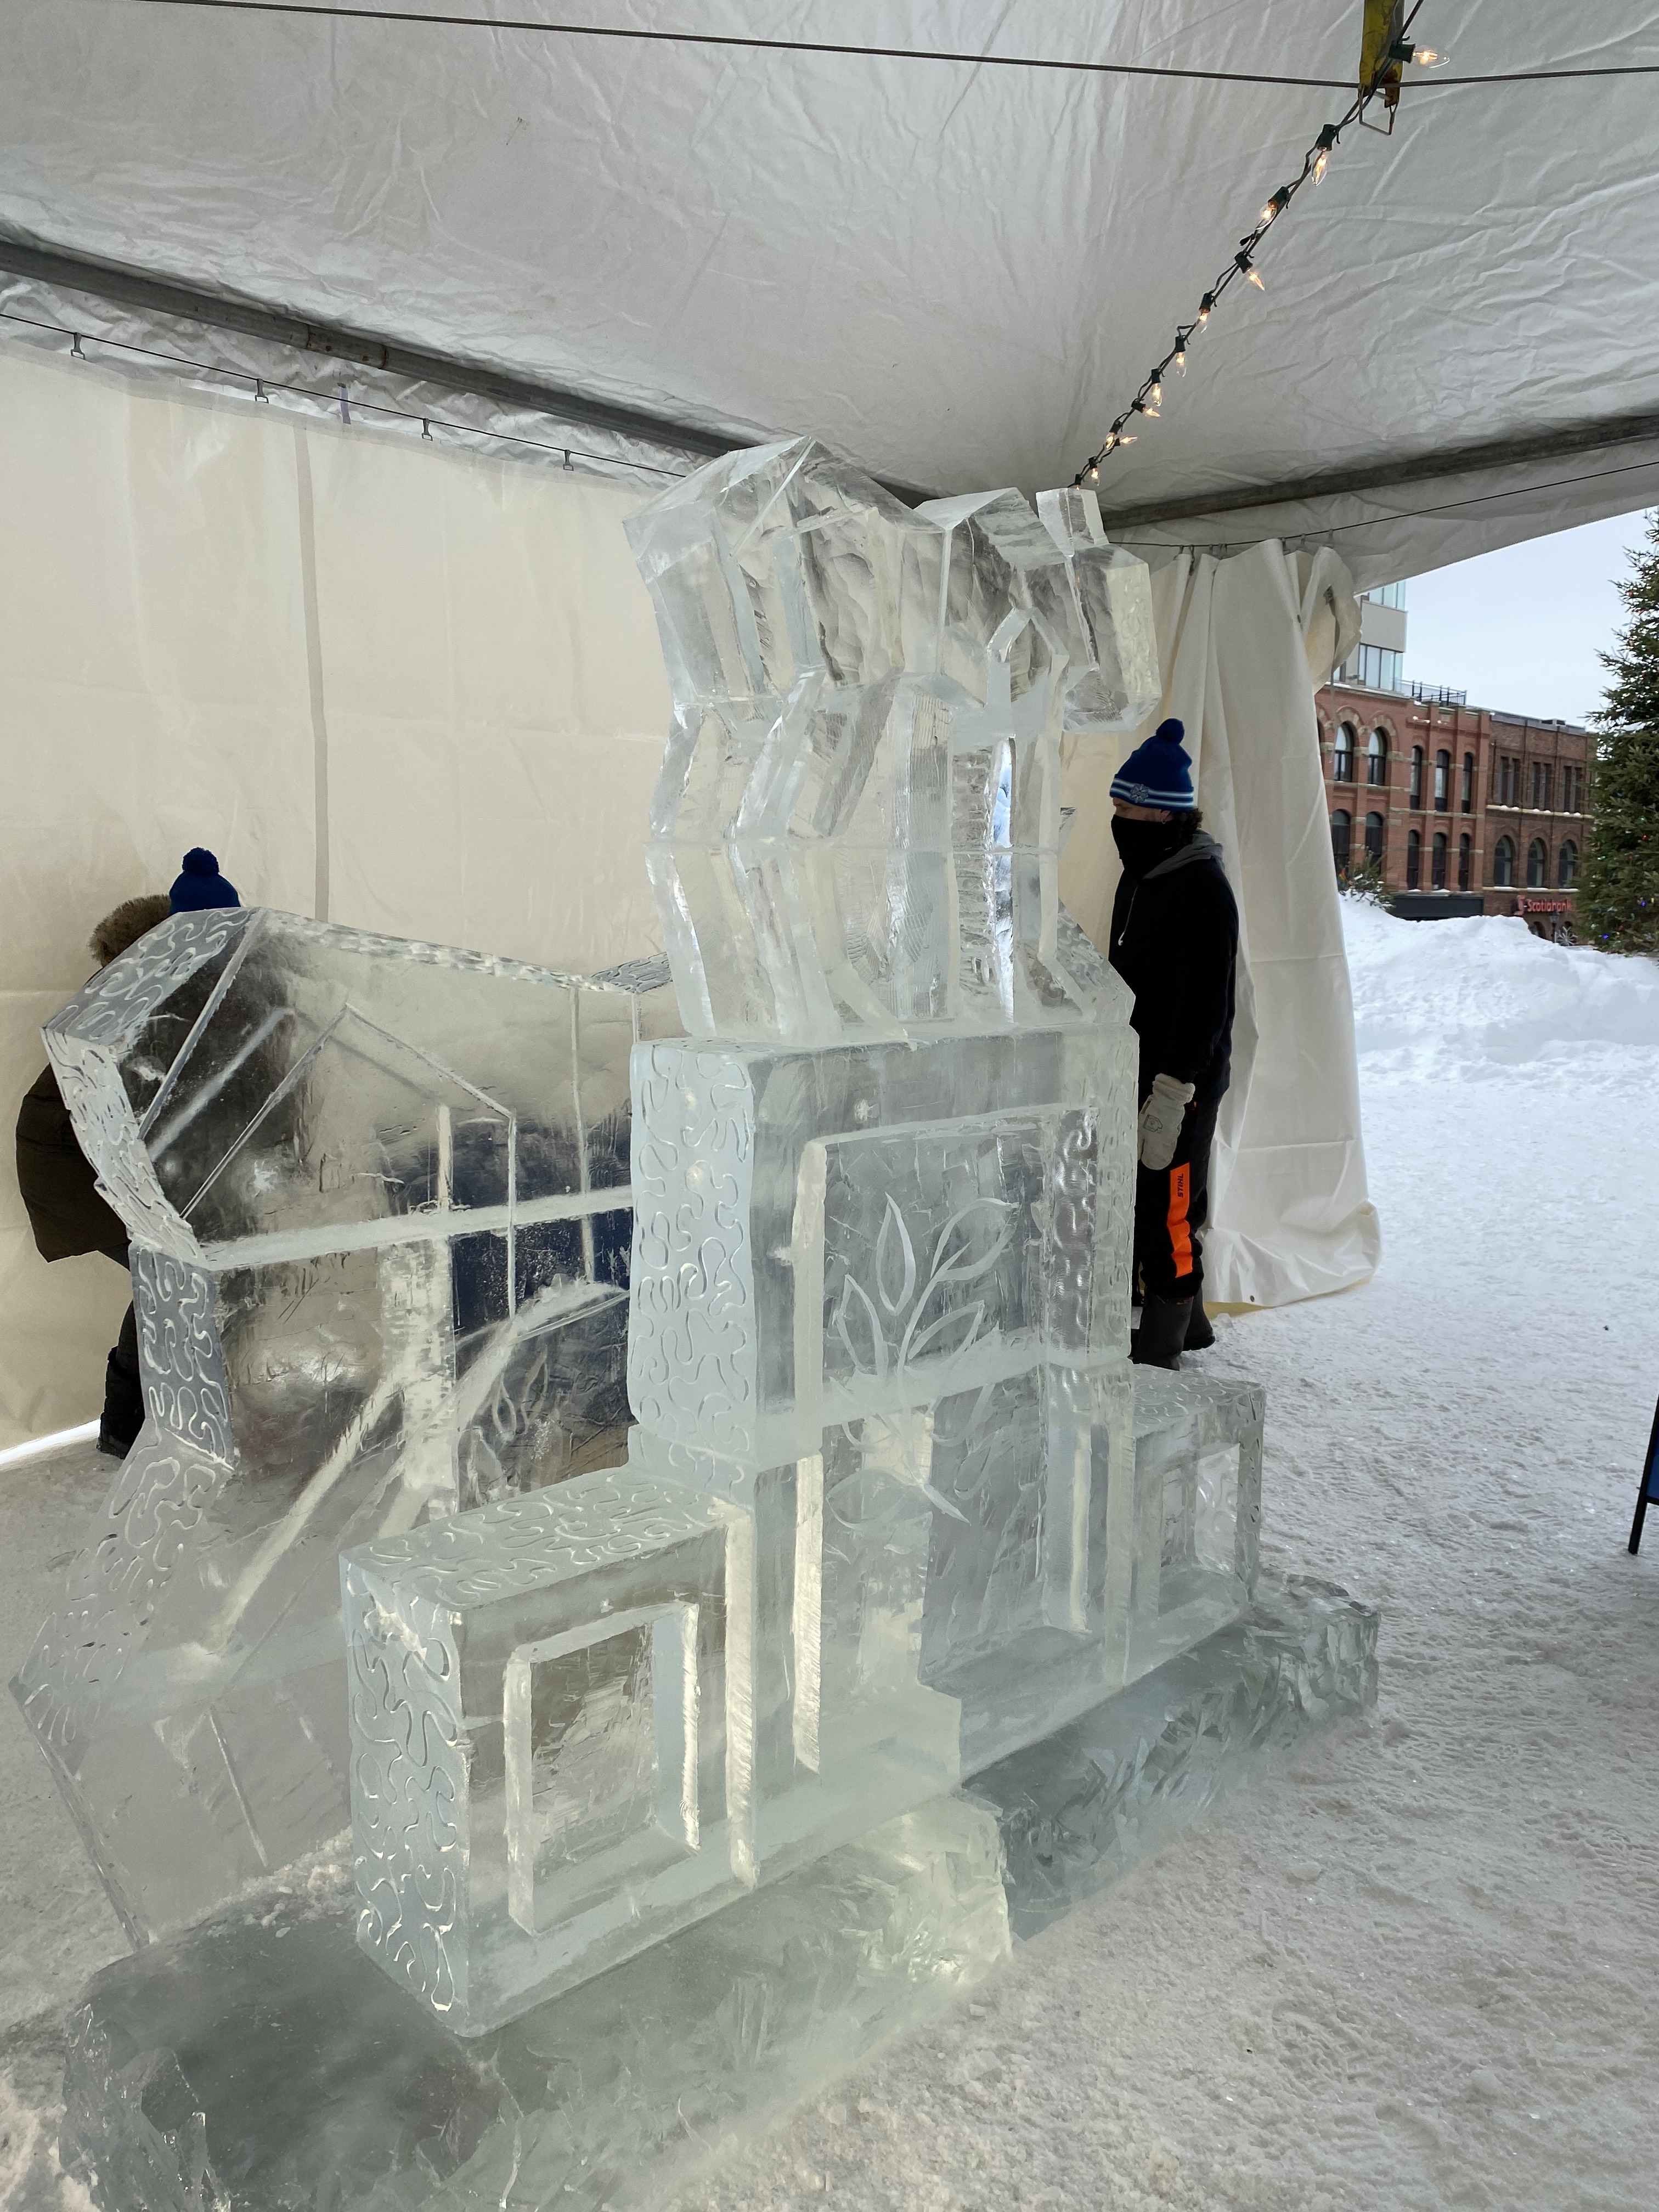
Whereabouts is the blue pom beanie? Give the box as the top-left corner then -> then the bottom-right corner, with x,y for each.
170,848 -> 241,913
1110,719 -> 1195,811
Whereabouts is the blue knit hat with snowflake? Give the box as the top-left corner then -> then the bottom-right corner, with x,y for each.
1109,719 -> 1195,810
169,848 -> 240,913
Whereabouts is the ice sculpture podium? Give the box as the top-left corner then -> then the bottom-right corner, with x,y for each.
340,442 -> 1267,2033
16,438 -> 1376,2212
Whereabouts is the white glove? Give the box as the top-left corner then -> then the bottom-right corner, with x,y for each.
1137,1073 -> 1195,1171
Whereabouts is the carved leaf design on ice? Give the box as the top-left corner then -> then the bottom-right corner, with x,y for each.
833,1195 -> 1012,1380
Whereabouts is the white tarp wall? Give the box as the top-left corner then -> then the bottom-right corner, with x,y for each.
1,345 -> 672,1445
1,342 -> 1372,1444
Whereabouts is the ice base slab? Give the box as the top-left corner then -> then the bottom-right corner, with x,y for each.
54,1575 -> 1374,2212
969,1573 -> 1379,1939
59,1797 -> 1008,2212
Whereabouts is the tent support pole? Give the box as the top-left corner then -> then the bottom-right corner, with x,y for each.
1100,410 -> 1659,534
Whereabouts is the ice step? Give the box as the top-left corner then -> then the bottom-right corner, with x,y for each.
50,1573 -> 1375,2212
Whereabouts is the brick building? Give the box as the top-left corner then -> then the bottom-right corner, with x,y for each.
1314,674 -> 1591,939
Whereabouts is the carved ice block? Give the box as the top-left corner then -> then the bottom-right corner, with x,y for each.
342,1471 -> 753,2035
628,1024 -> 1137,1463
631,1353 -> 1143,1812
13,908 -> 676,1943
624,436 -> 1159,1044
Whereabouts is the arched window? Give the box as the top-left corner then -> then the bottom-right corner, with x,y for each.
1461,753 -> 1475,812
1333,724 -> 1356,782
1409,746 -> 1424,809
1330,809 -> 1352,876
1367,729 -> 1389,787
1432,831 -> 1448,890
1527,838 -> 1549,888
1364,811 -> 1384,862
1406,828 -> 1421,889
1434,749 -> 1451,811
1558,839 -> 1579,887
1493,836 -> 1516,887
1458,833 -> 1472,891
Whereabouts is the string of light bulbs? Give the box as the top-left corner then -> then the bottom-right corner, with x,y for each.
1073,7 -> 1437,488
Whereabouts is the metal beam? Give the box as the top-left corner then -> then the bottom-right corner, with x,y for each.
1099,408 -> 1659,534
0,233 -> 744,465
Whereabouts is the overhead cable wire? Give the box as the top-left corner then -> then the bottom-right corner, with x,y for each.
125,2 -> 1659,88
124,2 -> 1359,88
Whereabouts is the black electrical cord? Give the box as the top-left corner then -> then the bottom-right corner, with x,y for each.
123,1 -> 1361,89
124,0 -> 1659,88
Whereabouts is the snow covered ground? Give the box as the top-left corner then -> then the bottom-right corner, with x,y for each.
4,904 -> 1658,2209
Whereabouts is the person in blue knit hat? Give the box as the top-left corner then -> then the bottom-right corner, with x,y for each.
170,848 -> 240,913
1108,718 -> 1239,1370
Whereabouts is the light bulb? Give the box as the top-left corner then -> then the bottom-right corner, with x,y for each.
1313,148 -> 1329,183
1118,433 -> 1137,445
1198,292 -> 1215,324
1173,348 -> 1187,373
1409,46 -> 1448,67
1088,463 -> 1099,482
1247,266 -> 1266,290
1143,403 -> 1161,419
1148,381 -> 1163,407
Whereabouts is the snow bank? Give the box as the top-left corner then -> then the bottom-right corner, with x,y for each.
1340,896 -> 1659,1089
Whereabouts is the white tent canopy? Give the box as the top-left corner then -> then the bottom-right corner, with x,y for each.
3,0 -> 1657,579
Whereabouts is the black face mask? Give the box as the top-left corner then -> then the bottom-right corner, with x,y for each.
1111,814 -> 1192,878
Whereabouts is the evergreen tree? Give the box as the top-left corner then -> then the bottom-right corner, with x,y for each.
1580,511 -> 1659,954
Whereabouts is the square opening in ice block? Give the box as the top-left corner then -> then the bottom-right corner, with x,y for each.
1159,1443 -> 1243,1614
1195,1446 -> 1242,1577
505,1604 -> 700,1933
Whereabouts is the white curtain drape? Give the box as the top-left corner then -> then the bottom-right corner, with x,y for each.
1061,539 -> 1379,1309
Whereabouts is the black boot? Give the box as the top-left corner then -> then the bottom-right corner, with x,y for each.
99,1304 -> 143,1458
1131,1294 -> 1192,1371
1184,1299 -> 1215,1351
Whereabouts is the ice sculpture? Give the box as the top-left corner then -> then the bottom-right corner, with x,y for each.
623,438 -> 1160,1040
11,907 -> 675,1941
342,440 -> 1262,2036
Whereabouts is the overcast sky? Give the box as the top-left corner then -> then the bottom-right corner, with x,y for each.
1401,511 -> 1652,728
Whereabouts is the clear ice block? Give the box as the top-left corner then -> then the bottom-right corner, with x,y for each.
12,909 -> 676,1941
623,436 -> 1160,1043
343,1470 -> 754,2035
626,1023 -> 1137,1461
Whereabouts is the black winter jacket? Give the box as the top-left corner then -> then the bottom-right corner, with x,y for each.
1108,831 -> 1239,1104
15,1063 -> 129,1265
